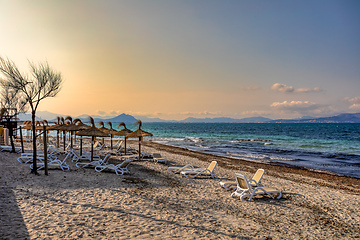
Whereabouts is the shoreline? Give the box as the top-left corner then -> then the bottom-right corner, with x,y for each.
143,141 -> 360,194
1,140 -> 359,239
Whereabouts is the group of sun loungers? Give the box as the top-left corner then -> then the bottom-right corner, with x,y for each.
12,141 -> 281,201
168,161 -> 281,201
16,139 -> 169,176
0,145 -> 22,153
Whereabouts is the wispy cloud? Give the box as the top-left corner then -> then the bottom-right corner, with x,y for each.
241,110 -> 272,117
295,87 -> 321,93
179,111 -> 223,117
271,83 -> 294,92
345,96 -> 360,110
271,83 -> 321,93
96,110 -> 107,116
270,100 -> 333,116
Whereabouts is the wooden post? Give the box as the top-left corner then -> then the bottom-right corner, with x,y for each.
70,131 -> 73,149
124,137 -> 127,155
43,126 -> 48,175
138,137 -> 141,160
57,130 -> 59,148
19,126 -> 24,153
80,136 -> 83,156
91,136 -> 94,161
63,131 -> 66,152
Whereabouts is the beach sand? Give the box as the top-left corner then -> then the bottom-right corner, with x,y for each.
1,140 -> 359,239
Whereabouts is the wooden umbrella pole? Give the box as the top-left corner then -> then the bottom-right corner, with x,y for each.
91,136 -> 94,161
80,136 -> 83,156
57,130 -> 59,148
138,137 -> 141,160
63,131 -> 66,152
124,137 -> 127,155
43,126 -> 48,176
19,126 -> 24,153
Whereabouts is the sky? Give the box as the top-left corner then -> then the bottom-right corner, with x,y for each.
0,0 -> 359,120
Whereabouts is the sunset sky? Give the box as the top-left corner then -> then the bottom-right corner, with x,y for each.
1,0 -> 359,120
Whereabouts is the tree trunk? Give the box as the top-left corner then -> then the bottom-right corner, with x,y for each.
7,118 -> 16,153
31,111 -> 38,175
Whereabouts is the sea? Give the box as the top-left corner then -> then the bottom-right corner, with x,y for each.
120,123 -> 360,178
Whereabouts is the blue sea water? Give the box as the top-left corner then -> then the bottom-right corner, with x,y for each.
121,123 -> 360,178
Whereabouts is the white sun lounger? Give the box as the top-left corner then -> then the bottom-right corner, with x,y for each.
30,151 -> 71,172
220,169 -> 265,190
1,145 -> 22,153
167,164 -> 196,174
231,173 -> 281,201
180,161 -> 218,179
95,160 -> 132,175
152,153 -> 167,164
76,153 -> 111,168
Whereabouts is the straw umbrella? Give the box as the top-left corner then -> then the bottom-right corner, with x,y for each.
35,121 -> 42,141
126,120 -> 153,160
54,120 -> 73,151
76,117 -> 109,161
97,121 -> 109,145
22,121 -> 33,140
64,116 -> 75,146
47,116 -> 65,148
114,122 -> 132,155
52,117 -> 63,148
54,116 -> 83,150
71,119 -> 90,155
59,117 -> 66,151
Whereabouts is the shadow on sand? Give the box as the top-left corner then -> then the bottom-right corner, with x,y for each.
0,155 -> 30,240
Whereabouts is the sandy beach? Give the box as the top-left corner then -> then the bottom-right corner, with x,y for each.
1,140 -> 359,239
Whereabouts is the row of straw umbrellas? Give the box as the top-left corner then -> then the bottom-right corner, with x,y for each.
22,117 -> 153,161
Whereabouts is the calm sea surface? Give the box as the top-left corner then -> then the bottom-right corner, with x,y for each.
120,123 -> 360,178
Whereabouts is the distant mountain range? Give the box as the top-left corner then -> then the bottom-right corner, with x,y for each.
17,111 -> 360,123
270,113 -> 360,123
180,116 -> 272,123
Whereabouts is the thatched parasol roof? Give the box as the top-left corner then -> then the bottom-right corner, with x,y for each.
47,124 -> 64,131
73,119 -> 91,131
76,127 -> 109,137
126,128 -> 153,138
55,119 -> 90,131
76,118 -> 109,137
21,123 -> 33,130
114,122 -> 132,136
104,122 -> 118,135
97,121 -> 109,133
126,121 -> 153,138
115,128 -> 133,136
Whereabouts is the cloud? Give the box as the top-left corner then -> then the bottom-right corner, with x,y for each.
295,87 -> 321,93
271,83 -> 294,92
270,100 -> 328,115
271,100 -> 317,109
271,83 -> 321,93
179,111 -> 223,117
110,110 -> 120,115
241,110 -> 272,117
345,96 -> 360,110
96,110 -> 107,115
